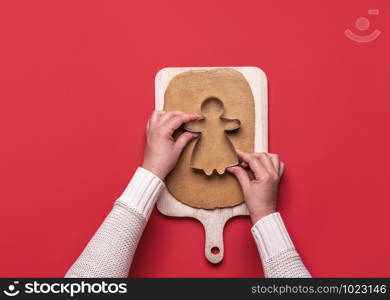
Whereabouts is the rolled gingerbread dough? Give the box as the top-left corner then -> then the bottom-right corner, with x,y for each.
164,68 -> 255,209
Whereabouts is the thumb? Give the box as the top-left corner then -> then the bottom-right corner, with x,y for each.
227,166 -> 250,189
175,132 -> 198,151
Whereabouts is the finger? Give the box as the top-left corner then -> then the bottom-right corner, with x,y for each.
255,153 -> 275,173
174,131 -> 198,150
158,110 -> 182,124
227,166 -> 250,189
146,120 -> 150,132
240,161 -> 248,168
147,110 -> 162,133
279,161 -> 285,176
163,113 -> 199,135
150,110 -> 162,125
267,153 -> 281,173
236,150 -> 267,181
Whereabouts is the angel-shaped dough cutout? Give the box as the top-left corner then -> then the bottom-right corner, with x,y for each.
184,97 -> 241,175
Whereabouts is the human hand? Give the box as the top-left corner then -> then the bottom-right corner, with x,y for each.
142,110 -> 199,180
227,150 -> 285,224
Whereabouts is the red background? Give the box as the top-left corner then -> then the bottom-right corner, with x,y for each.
0,0 -> 389,277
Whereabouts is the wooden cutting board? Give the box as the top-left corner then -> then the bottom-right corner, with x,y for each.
155,67 -> 268,264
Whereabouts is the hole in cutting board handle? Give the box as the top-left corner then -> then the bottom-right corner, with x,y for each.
211,247 -> 220,255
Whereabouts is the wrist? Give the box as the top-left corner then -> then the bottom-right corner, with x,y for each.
249,208 -> 276,225
117,167 -> 165,218
141,162 -> 167,180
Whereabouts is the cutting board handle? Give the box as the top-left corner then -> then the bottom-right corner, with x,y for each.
200,215 -> 228,264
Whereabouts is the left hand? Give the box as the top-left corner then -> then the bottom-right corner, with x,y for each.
142,110 -> 199,180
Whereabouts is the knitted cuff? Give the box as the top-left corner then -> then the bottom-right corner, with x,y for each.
251,212 -> 295,261
116,167 -> 165,218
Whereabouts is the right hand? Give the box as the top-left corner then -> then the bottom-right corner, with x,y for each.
227,150 -> 285,225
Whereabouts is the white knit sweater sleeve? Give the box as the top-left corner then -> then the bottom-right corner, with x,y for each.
65,167 -> 165,278
65,167 -> 310,278
251,212 -> 311,278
